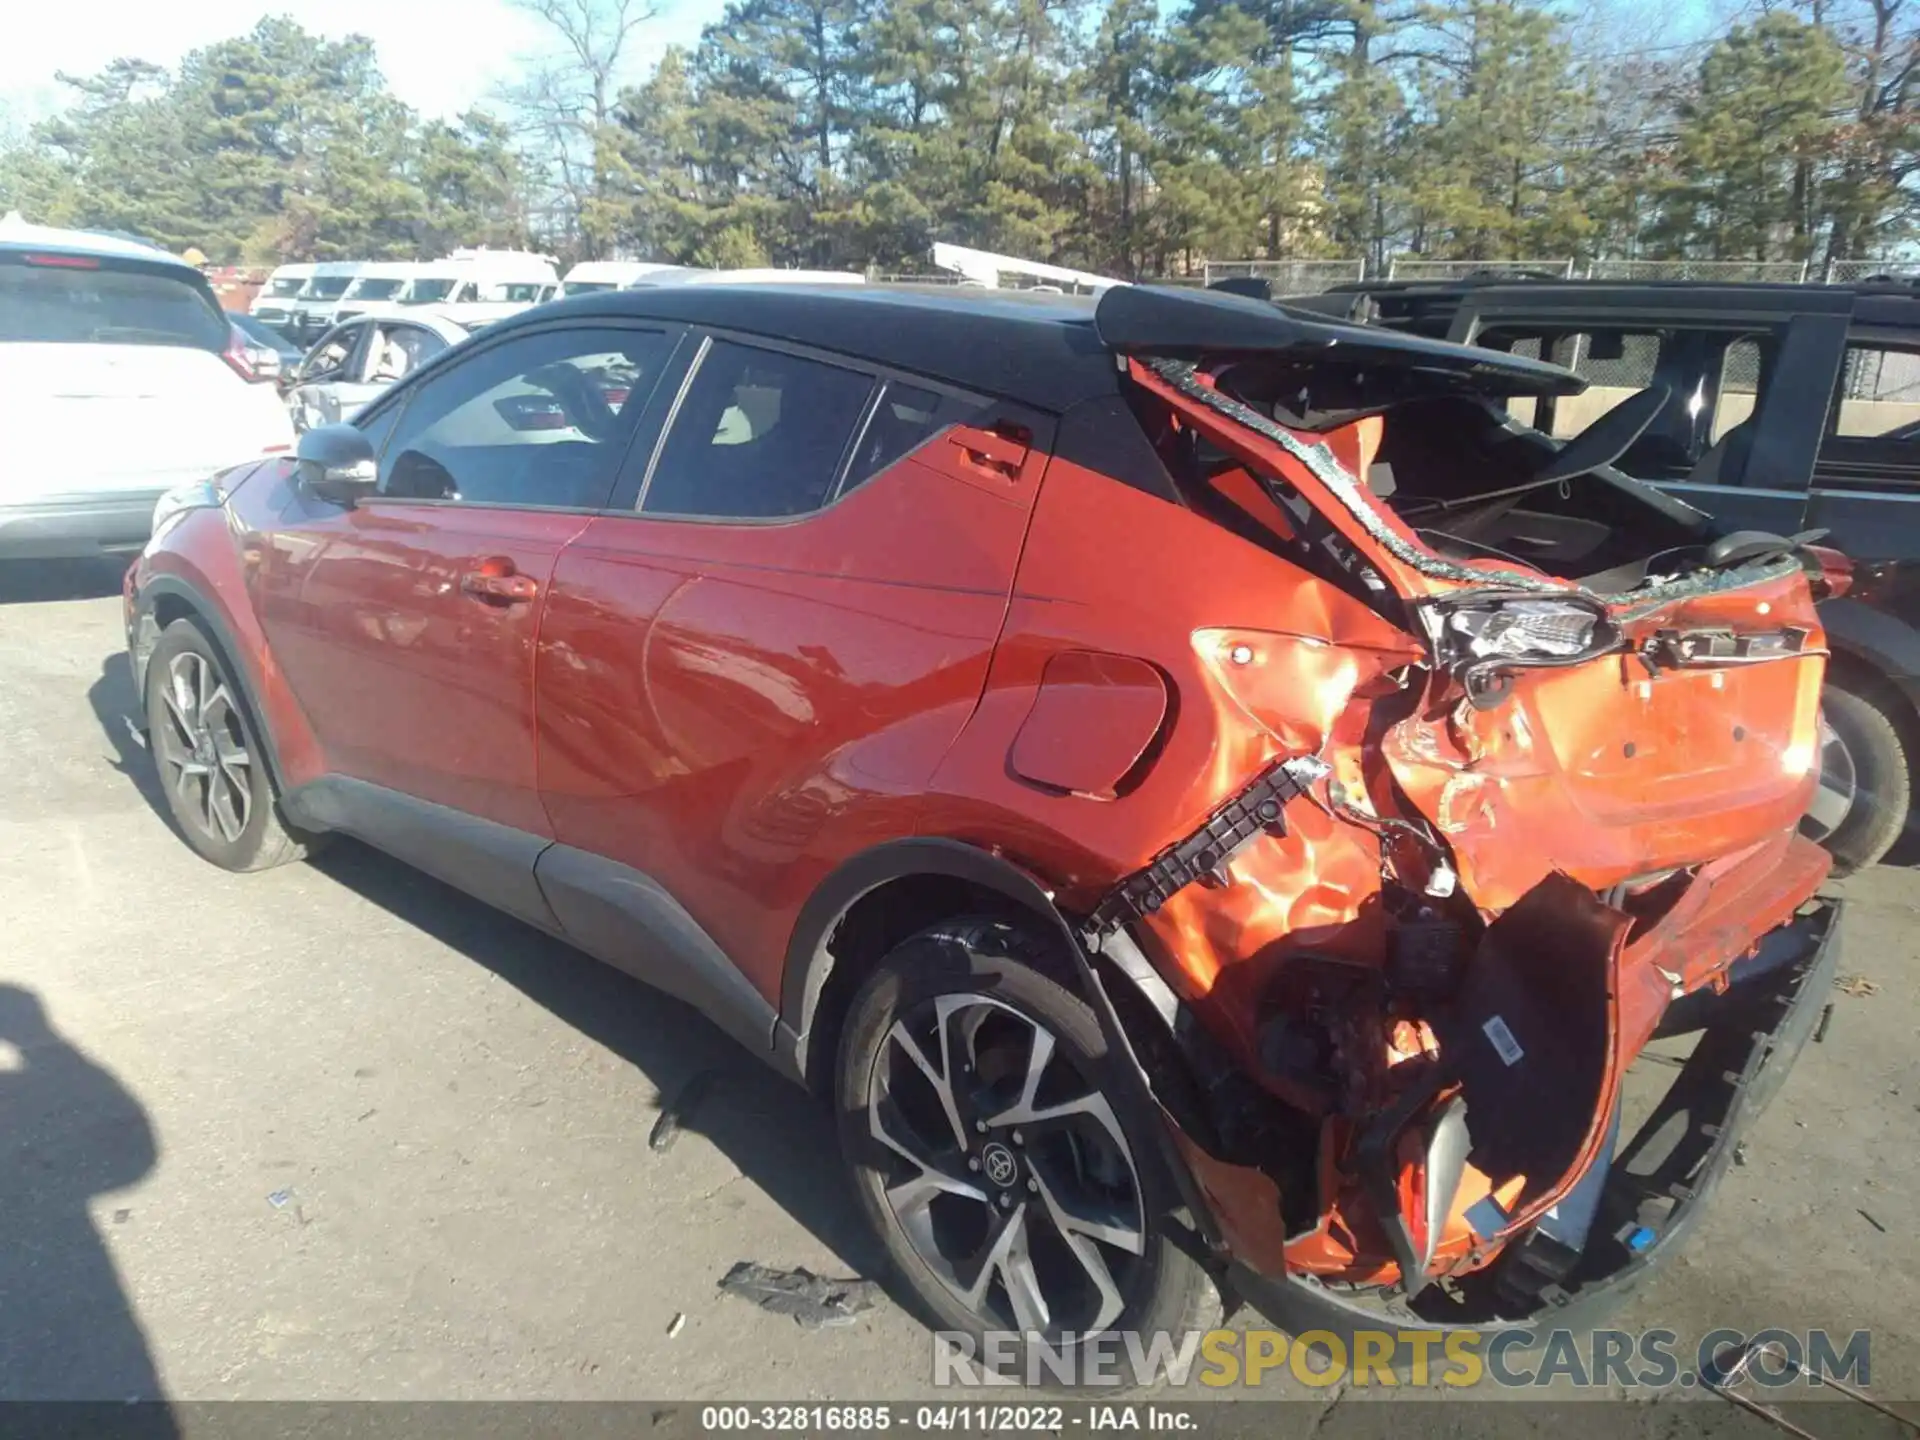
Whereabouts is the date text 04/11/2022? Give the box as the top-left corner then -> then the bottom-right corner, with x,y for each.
697,1405 -> 1197,1431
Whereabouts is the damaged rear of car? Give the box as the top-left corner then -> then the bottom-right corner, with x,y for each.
933,285 -> 1843,1356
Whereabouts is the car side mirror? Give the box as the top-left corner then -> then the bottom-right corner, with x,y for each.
296,423 -> 378,505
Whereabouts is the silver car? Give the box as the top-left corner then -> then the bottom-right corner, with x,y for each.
284,313 -> 472,431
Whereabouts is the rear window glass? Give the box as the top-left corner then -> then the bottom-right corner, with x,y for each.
0,260 -> 228,349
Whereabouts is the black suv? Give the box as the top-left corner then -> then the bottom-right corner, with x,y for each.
1268,275 -> 1920,872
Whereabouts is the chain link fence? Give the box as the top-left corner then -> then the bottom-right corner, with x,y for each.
1199,258 -> 1366,292
1824,259 -> 1920,285
870,254 -> 1920,292
1385,257 -> 1577,281
1584,258 -> 1809,282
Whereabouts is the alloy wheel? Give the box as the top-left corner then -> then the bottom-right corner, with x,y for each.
866,993 -> 1146,1339
153,650 -> 254,845
1803,717 -> 1857,843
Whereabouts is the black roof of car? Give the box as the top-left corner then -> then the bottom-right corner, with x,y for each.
501,280 -> 1583,412
526,283 -> 1120,413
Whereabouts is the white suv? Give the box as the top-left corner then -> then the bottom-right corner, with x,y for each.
0,223 -> 295,559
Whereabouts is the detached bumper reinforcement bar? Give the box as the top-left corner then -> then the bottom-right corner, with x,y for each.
1088,755 -> 1316,934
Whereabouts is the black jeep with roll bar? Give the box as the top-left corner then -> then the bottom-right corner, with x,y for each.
1250,272 -> 1920,873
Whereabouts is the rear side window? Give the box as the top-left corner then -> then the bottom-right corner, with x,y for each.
641,340 -> 875,518
0,259 -> 228,349
843,381 -> 947,491
1832,344 -> 1920,438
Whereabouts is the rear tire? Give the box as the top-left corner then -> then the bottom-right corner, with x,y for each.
1807,682 -> 1909,876
836,917 -> 1211,1389
144,618 -> 319,872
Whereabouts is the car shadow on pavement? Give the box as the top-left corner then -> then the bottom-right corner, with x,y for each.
87,652 -> 171,817
309,840 -> 888,1281
0,984 -> 176,1422
0,557 -> 130,606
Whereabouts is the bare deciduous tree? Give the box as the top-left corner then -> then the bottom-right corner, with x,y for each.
501,0 -> 661,256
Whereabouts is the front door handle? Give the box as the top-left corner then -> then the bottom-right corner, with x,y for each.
461,570 -> 540,604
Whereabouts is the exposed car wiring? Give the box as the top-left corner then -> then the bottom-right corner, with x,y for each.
1291,758 -> 1456,895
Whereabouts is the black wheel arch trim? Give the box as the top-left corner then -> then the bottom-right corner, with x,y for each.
1821,596 -> 1920,721
134,573 -> 291,796
777,836 -> 1224,1255
777,837 -> 1056,1077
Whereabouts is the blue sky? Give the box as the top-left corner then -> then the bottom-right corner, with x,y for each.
0,0 -> 721,124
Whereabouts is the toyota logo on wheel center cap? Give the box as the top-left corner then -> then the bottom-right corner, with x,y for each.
980,1141 -> 1019,1188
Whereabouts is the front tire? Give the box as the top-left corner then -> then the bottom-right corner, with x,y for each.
144,618 -> 317,872
836,917 -> 1209,1388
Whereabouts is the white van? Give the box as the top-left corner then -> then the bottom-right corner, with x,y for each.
559,260 -> 681,296
249,263 -> 314,333
332,261 -> 421,323
289,261 -> 367,343
402,249 -> 560,329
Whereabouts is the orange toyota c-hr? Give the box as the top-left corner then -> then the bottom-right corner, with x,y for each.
127,282 -> 1843,1376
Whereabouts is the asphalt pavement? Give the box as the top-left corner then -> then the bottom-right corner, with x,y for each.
1,557 -> 1914,1426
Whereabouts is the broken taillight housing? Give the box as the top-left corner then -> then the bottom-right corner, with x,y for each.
1802,544 -> 1853,600
1446,598 -> 1604,660
1420,593 -> 1621,707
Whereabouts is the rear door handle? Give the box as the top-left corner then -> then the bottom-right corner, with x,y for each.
947,425 -> 1030,480
461,570 -> 540,604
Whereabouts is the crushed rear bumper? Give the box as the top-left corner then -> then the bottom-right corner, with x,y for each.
1215,897 -> 1840,1346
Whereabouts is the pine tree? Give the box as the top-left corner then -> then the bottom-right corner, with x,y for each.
1665,14 -> 1850,261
